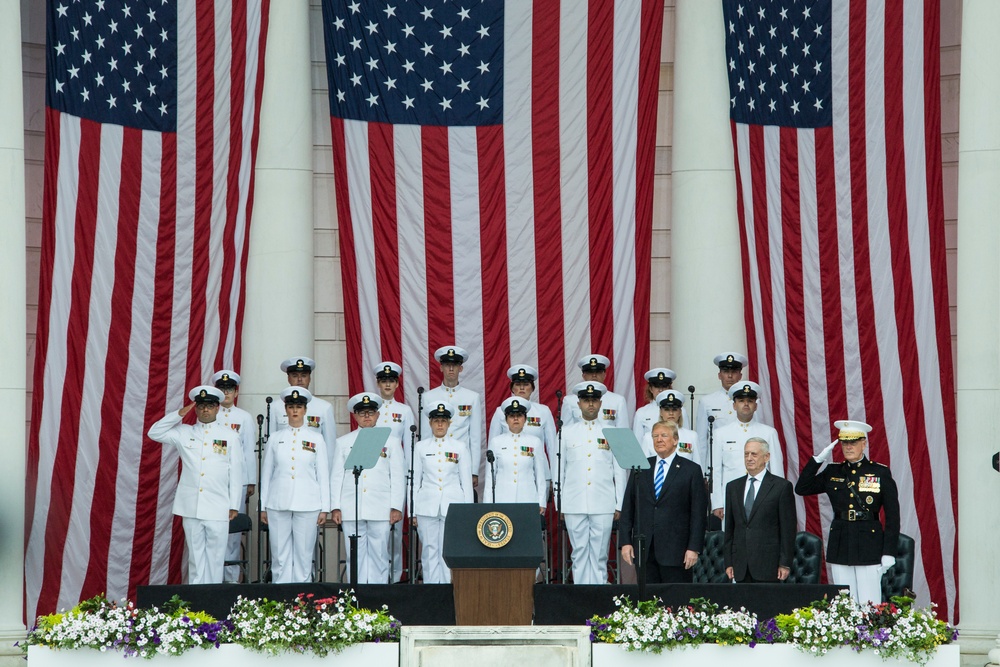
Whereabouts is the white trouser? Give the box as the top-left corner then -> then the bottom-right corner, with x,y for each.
342,520 -> 392,584
224,487 -> 248,582
830,563 -> 883,606
391,518 -> 404,582
182,517 -> 229,584
267,508 -> 319,584
565,513 -> 614,585
416,514 -> 449,584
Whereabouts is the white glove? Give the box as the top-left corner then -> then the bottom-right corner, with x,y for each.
880,555 -> 896,573
815,440 -> 838,463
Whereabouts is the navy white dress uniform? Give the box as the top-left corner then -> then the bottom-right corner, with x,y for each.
795,421 -> 900,605
558,382 -> 628,585
331,393 -> 406,584
372,361 -> 415,583
640,391 -> 705,471
413,401 -> 474,584
487,365 -> 555,480
260,387 -> 331,584
695,352 -> 750,445
487,398 -> 548,509
420,346 -> 484,478
711,382 -> 784,513
268,357 -> 336,446
560,355 -> 631,431
147,386 -> 244,585
632,368 -> 677,442
212,370 -> 257,583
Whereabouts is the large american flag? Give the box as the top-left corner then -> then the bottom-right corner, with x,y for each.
25,0 -> 269,619
725,0 -> 957,618
322,0 -> 661,423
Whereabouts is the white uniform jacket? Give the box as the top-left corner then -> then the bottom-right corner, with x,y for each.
557,419 -> 627,514
695,388 -> 739,445
710,419 -> 784,510
260,426 -> 331,512
218,405 -> 258,485
330,429 -> 406,521
377,398 -> 416,444
640,426 -> 705,472
412,437 -> 474,517
631,401 -> 660,442
487,432 -> 548,508
488,400 -> 556,480
420,385 -> 484,474
269,394 -> 336,448
560,391 -> 630,431
148,412 -> 243,520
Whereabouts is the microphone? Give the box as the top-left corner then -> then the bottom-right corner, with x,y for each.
708,415 -> 715,423
555,389 -> 562,399
486,450 -> 497,503
265,396 -> 272,405
687,385 -> 695,394
256,414 -> 264,426
417,386 -> 425,394
486,450 -> 495,463
410,425 -> 417,433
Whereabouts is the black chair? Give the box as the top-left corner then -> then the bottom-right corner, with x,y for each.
881,533 -> 915,600
692,531 -> 728,583
224,513 -> 252,582
787,530 -> 824,584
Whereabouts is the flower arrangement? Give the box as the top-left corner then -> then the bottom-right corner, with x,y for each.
589,591 -> 956,664
23,591 -> 399,659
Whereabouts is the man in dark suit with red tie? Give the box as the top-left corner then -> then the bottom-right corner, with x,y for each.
620,420 -> 707,583
723,436 -> 797,582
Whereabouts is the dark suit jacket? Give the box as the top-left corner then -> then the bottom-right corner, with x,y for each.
723,471 -> 797,581
619,454 -> 707,567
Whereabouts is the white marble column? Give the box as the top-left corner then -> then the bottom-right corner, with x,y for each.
956,1 -> 1000,661
669,0 -> 745,397
241,0 -> 315,410
0,0 -> 27,659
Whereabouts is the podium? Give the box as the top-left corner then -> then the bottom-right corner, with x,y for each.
443,503 -> 544,625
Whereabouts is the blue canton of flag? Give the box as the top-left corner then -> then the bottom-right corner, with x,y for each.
321,0 -> 503,126
724,0 -> 831,128
46,0 -> 178,132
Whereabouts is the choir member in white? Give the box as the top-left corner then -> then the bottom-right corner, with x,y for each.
632,367 -> 676,441
695,352 -> 748,445
269,356 -> 336,446
488,364 -> 555,482
485,397 -> 548,512
420,346 -> 484,488
560,355 -> 631,430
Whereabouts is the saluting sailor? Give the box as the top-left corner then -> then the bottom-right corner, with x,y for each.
560,355 -> 631,431
412,402 -> 474,584
147,385 -> 244,585
330,392 -> 405,584
260,387 -> 331,584
632,368 -> 677,442
795,420 -> 900,605
487,397 -> 548,513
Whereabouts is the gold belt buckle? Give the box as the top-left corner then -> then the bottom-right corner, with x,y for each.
847,509 -> 857,521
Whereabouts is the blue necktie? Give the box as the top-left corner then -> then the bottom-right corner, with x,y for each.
654,459 -> 666,498
745,476 -> 756,519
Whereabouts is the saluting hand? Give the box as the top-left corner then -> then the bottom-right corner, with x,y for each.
816,440 -> 838,463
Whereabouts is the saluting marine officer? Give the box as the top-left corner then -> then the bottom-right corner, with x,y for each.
486,397 -> 548,512
412,401 -> 474,584
796,420 -> 900,605
148,386 -> 243,585
330,392 -> 405,584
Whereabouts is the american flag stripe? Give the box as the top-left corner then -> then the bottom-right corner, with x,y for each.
329,0 -> 658,432
728,0 -> 956,618
26,0 -> 269,620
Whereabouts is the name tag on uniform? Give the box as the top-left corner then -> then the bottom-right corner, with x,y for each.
520,446 -> 534,457
526,417 -> 541,427
601,409 -> 616,421
445,452 -> 460,463
597,438 -> 610,450
858,475 -> 881,493
302,441 -> 316,453
458,404 -> 472,417
212,439 -> 228,455
831,477 -> 846,482
307,416 -> 321,429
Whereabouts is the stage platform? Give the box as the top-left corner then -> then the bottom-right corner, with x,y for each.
137,582 -> 844,624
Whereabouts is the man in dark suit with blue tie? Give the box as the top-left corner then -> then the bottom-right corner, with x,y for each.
620,420 -> 707,583
723,436 -> 797,582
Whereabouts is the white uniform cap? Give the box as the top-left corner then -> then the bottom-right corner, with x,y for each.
644,368 -> 677,383
211,370 -> 241,386
189,385 -> 225,403
280,356 -> 316,373
573,381 -> 607,398
349,392 -> 383,412
427,401 -> 455,419
578,354 -> 611,371
280,386 -> 314,404
655,390 -> 685,408
727,380 -> 762,400
834,420 -> 873,441
713,352 -> 749,369
507,364 -> 538,382
501,396 -> 531,415
434,346 -> 469,364
374,361 -> 402,379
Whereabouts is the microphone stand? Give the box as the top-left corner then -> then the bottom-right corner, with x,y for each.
631,465 -> 647,601
707,415 -> 716,523
487,450 -> 496,503
255,414 -> 265,582
350,465 -> 362,584
264,396 -> 272,441
416,387 -> 425,440
554,389 -> 566,584
687,385 -> 696,432
407,424 -> 418,584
